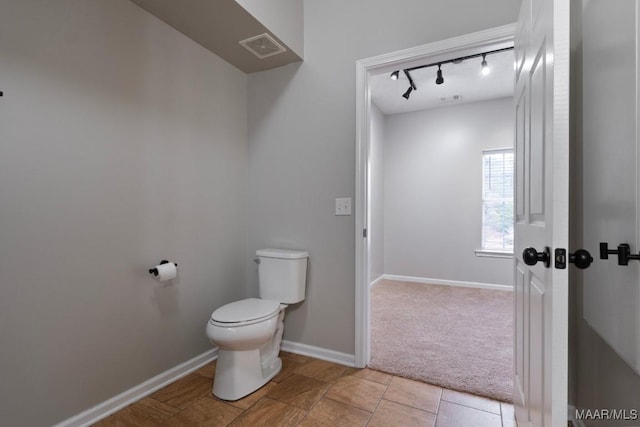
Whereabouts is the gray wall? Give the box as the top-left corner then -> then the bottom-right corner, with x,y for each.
574,293 -> 640,425
0,1 -> 248,425
246,0 -> 520,354
383,98 -> 513,286
369,103 -> 385,283
570,0 -> 640,423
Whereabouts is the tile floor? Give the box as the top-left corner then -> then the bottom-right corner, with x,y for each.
95,352 -> 515,426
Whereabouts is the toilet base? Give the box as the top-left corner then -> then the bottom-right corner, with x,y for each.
213,349 -> 282,401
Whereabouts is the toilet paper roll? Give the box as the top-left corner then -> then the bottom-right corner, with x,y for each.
155,262 -> 177,281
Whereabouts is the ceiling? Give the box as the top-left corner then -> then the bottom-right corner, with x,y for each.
130,0 -> 302,73
371,49 -> 515,115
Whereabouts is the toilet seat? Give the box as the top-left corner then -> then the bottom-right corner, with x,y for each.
210,298 -> 281,327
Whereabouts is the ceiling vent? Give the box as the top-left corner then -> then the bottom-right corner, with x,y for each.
439,95 -> 463,104
239,33 -> 286,59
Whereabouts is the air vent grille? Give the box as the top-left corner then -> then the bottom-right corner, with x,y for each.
439,95 -> 463,104
239,33 -> 286,59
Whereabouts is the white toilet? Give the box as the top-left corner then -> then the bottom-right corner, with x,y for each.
206,248 -> 308,401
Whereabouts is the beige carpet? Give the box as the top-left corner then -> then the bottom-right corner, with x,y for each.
369,279 -> 513,402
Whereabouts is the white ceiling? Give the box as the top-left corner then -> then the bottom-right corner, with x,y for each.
371,49 -> 515,115
129,0 -> 302,73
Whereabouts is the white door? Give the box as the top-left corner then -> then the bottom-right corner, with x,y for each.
513,0 -> 571,426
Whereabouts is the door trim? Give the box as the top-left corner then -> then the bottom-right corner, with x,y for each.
354,23 -> 517,368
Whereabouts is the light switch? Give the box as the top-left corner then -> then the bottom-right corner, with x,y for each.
335,197 -> 352,216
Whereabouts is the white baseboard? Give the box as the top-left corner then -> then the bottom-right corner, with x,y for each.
568,405 -> 587,427
369,275 -> 385,289
382,274 -> 513,291
54,348 -> 218,427
281,340 -> 355,367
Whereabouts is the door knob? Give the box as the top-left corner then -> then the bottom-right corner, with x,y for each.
523,247 -> 551,267
554,248 -> 593,269
569,249 -> 594,269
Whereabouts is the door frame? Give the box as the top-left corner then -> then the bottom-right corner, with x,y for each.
354,23 -> 517,368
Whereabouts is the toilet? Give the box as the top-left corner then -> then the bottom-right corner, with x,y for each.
206,248 -> 308,401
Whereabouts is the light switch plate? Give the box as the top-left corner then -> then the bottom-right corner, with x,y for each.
335,197 -> 352,216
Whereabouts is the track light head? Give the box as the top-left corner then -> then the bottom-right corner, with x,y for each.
390,70 -> 400,80
481,54 -> 490,76
402,86 -> 413,100
435,64 -> 444,85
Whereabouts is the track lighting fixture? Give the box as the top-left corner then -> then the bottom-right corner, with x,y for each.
392,46 -> 513,100
481,54 -> 490,76
435,64 -> 444,85
402,70 -> 417,100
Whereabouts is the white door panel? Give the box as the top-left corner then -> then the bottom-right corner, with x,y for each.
529,43 -> 546,221
516,88 -> 527,220
530,273 -> 545,427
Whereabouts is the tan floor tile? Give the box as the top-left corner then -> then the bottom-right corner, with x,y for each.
298,398 -> 371,427
351,368 -> 393,385
501,402 -> 515,427
294,359 -> 349,383
435,401 -> 502,427
280,351 -> 314,365
341,367 -> 361,376
95,354 -> 513,427
94,397 -> 179,426
369,399 -> 436,427
266,373 -> 331,410
383,377 -> 441,413
213,381 -> 277,410
441,389 -> 501,414
150,373 -> 212,409
228,397 -> 307,427
194,361 -> 216,379
324,375 -> 386,412
272,357 -> 304,383
161,397 -> 242,426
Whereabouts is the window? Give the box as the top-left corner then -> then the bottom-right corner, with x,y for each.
481,149 -> 514,252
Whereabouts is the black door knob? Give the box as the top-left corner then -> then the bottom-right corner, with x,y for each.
523,247 -> 551,267
555,248 -> 594,269
569,249 -> 593,269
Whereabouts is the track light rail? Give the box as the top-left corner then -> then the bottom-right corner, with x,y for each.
392,46 -> 514,100
403,46 -> 513,74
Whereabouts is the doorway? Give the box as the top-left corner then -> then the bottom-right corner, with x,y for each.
354,24 -> 517,397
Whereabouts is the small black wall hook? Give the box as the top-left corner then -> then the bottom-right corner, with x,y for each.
149,260 -> 178,276
600,242 -> 640,265
600,242 -> 619,260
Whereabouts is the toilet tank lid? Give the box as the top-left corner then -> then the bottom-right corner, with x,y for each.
256,248 -> 308,259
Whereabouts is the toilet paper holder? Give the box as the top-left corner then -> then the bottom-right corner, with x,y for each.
149,260 -> 178,277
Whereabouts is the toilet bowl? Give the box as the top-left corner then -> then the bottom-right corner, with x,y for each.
206,248 -> 308,401
206,298 -> 287,401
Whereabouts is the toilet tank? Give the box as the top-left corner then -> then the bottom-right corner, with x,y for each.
256,248 -> 308,303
